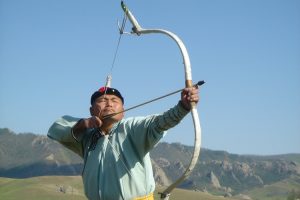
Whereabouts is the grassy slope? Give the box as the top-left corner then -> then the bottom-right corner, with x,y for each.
0,176 -> 86,200
244,175 -> 300,200
0,176 -> 238,200
2,175 -> 298,200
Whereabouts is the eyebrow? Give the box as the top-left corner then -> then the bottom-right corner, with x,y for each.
98,96 -> 121,102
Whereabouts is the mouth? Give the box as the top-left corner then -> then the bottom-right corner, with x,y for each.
102,110 -> 123,120
104,107 -> 114,111
101,109 -> 115,116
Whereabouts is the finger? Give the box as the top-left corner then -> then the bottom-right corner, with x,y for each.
93,116 -> 103,127
88,116 -> 99,128
191,87 -> 198,93
88,117 -> 96,128
95,110 -> 102,118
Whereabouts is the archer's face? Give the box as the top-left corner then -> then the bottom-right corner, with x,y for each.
90,94 -> 124,122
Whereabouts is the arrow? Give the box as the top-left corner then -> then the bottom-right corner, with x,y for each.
102,80 -> 205,120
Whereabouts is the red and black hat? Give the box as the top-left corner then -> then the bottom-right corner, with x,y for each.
91,87 -> 124,105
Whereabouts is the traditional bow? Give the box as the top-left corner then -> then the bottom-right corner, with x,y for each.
121,2 -> 202,200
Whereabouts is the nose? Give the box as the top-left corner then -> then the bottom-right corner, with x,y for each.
105,99 -> 113,107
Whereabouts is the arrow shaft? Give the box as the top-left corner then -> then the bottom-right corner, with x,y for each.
102,81 -> 204,120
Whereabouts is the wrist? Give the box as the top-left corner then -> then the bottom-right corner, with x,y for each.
179,100 -> 190,111
71,119 -> 84,142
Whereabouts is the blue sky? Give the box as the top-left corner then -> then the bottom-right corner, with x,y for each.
1,0 -> 299,155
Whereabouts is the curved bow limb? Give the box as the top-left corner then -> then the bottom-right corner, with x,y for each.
121,2 -> 202,200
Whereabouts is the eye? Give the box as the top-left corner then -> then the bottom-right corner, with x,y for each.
112,98 -> 121,103
97,98 -> 107,103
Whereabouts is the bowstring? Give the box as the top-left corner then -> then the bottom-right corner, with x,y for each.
92,12 -> 128,148
104,10 -> 128,91
96,8 -> 127,122
93,9 -> 136,177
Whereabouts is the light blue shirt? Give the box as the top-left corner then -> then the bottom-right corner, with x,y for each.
47,102 -> 189,200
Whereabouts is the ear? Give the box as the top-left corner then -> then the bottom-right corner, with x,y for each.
89,106 -> 94,116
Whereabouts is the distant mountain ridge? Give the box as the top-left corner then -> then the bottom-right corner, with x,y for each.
1,128 -> 299,199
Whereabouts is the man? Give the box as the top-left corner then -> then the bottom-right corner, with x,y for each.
48,85 -> 199,200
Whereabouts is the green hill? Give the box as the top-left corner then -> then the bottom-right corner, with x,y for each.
0,176 -> 86,200
0,176 -> 238,200
244,175 -> 300,200
1,176 -> 300,200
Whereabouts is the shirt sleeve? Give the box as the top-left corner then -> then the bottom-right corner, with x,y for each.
128,101 -> 190,156
152,101 -> 190,133
47,115 -> 85,158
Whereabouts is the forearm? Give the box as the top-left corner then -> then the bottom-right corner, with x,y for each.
47,115 -> 84,157
71,119 -> 87,142
153,101 -> 190,132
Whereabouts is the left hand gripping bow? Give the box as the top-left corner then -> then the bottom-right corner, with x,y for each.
121,2 -> 202,200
